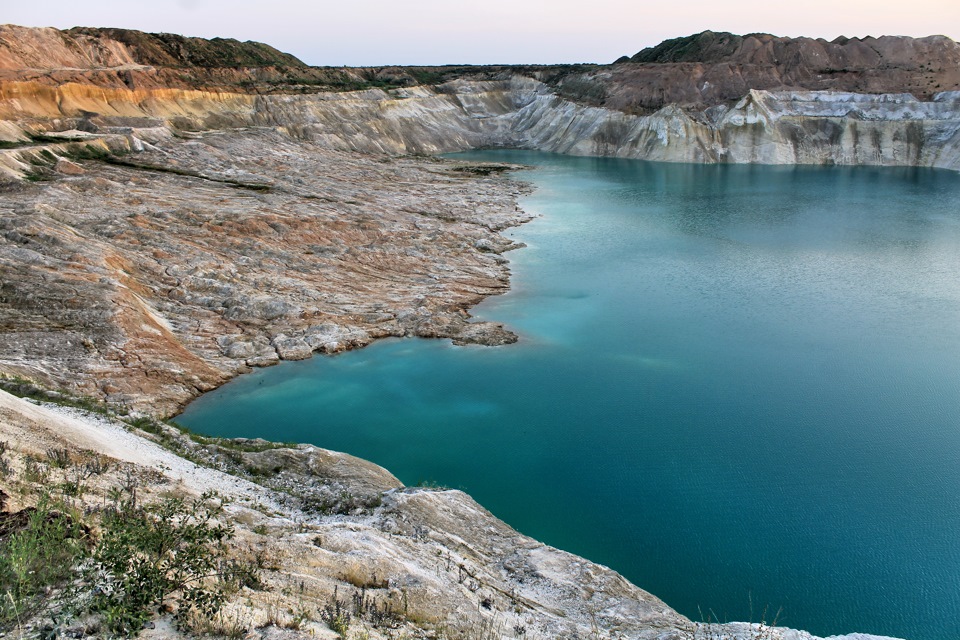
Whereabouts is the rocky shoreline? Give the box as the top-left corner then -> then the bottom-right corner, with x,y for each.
0,130 -> 534,416
3,76 -> 959,415
0,385 -> 904,640
0,123 -> 908,640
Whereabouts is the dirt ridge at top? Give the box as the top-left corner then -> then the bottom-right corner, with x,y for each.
64,26 -> 309,68
3,24 -> 959,105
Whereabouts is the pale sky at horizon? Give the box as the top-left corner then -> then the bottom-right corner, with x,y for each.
5,1 -> 959,66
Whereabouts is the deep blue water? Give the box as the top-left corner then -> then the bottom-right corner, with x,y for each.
179,151 -> 960,640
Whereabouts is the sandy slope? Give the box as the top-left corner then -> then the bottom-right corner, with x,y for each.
0,389 -> 283,506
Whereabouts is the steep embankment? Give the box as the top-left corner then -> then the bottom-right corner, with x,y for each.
2,77 -> 960,174
508,84 -> 960,168
1,26 -> 959,165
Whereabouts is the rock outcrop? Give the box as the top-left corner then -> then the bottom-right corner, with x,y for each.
2,78 -> 960,180
0,130 -> 531,415
507,84 -> 960,170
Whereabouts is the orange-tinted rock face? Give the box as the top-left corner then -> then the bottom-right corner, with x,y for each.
0,25 -> 137,70
0,80 -> 256,121
0,131 -> 530,415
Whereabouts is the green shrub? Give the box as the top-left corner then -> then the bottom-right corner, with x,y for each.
0,499 -> 89,629
45,447 -> 72,469
0,485 -> 253,634
0,442 -> 10,479
84,491 -> 236,634
64,144 -> 109,161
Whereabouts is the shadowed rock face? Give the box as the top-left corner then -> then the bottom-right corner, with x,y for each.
580,31 -> 960,112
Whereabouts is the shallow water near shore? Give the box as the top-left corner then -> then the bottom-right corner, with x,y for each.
179,151 -> 960,639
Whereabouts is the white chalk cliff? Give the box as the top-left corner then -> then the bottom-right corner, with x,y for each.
3,79 -> 959,183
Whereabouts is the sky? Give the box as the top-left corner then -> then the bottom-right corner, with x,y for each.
5,1 -> 960,66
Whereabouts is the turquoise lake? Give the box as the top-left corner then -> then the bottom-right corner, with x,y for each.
178,151 -> 960,640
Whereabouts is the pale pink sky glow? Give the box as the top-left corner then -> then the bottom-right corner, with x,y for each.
6,0 -> 959,65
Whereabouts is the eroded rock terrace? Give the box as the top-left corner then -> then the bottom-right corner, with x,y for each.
0,130 -> 531,415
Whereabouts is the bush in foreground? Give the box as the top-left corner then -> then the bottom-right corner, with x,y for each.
0,487 -> 250,636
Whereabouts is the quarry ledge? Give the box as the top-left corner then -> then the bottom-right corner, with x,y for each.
0,130 -> 540,418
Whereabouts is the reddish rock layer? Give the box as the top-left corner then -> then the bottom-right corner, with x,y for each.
569,31 -> 960,111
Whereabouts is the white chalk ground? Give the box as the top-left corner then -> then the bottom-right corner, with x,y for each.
0,388 -> 284,510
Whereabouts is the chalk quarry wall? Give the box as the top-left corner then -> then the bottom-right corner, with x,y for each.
259,77 -> 960,169
2,77 -> 960,181
2,74 -> 958,411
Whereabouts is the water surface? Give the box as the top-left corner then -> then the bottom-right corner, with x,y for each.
180,152 -> 960,639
